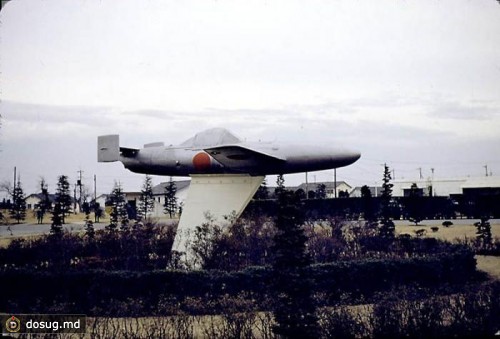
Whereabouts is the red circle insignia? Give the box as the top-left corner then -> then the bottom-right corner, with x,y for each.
193,152 -> 211,171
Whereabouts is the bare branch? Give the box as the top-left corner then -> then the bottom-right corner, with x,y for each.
0,181 -> 12,195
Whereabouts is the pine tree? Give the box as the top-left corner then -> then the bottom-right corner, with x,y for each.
361,185 -> 375,221
407,183 -> 424,225
50,202 -> 64,236
379,164 -> 395,238
315,183 -> 327,199
37,177 -> 51,224
9,179 -> 26,224
163,177 -> 177,218
55,175 -> 72,224
83,200 -> 95,239
271,175 -> 319,338
274,174 -> 285,198
254,178 -> 269,200
107,182 -> 128,232
138,175 -> 155,220
474,217 -> 492,249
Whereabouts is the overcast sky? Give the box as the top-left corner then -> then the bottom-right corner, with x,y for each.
1,0 -> 500,197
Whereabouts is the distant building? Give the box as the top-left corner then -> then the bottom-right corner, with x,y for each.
151,180 -> 191,218
25,193 -> 56,210
263,181 -> 353,199
294,181 -> 352,198
349,186 -> 383,198
391,176 -> 500,197
95,194 -> 108,209
461,177 -> 500,197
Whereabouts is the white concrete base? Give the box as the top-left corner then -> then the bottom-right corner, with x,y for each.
172,174 -> 264,257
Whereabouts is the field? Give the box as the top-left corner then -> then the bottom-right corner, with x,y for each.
395,219 -> 500,279
395,219 -> 500,241
0,209 -> 111,225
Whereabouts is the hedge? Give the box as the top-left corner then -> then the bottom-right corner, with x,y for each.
0,250 -> 480,315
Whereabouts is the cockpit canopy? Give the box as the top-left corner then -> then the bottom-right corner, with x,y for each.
180,128 -> 241,148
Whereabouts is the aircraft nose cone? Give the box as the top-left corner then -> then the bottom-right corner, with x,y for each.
349,150 -> 361,162
335,149 -> 361,167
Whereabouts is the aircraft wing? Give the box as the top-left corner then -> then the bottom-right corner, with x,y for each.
204,145 -> 285,169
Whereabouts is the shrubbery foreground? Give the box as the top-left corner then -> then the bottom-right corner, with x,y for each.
1,217 -> 499,337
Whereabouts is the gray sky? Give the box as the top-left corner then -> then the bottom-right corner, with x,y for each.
1,0 -> 500,197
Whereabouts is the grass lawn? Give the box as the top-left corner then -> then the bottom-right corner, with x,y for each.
395,220 -> 500,242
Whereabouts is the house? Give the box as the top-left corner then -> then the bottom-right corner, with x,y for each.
25,193 -> 56,210
94,194 -> 108,209
151,180 -> 191,218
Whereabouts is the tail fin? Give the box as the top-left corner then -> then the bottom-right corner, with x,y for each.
98,135 -> 120,162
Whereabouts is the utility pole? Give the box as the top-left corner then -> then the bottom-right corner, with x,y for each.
305,172 -> 309,199
73,183 -> 77,214
484,165 -> 489,177
94,174 -> 98,223
334,168 -> 337,198
77,169 -> 84,212
418,167 -> 423,180
13,166 -> 16,192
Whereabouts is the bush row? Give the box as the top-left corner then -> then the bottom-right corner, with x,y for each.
7,282 -> 497,339
1,249 -> 482,316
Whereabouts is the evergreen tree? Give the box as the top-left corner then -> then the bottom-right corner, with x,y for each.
274,174 -> 285,198
271,175 -> 319,338
361,185 -> 375,221
254,178 -> 269,200
379,164 -> 395,238
55,175 -> 72,224
315,183 -> 327,199
37,177 -> 51,224
163,177 -> 178,218
94,202 -> 103,223
50,202 -> 64,237
474,217 -> 492,249
83,200 -> 95,239
178,201 -> 184,216
138,175 -> 155,220
9,179 -> 26,224
107,182 -> 128,232
407,183 -> 424,225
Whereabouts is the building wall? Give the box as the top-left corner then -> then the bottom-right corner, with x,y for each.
152,188 -> 189,218
25,196 -> 41,210
332,182 -> 351,198
386,176 -> 500,198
